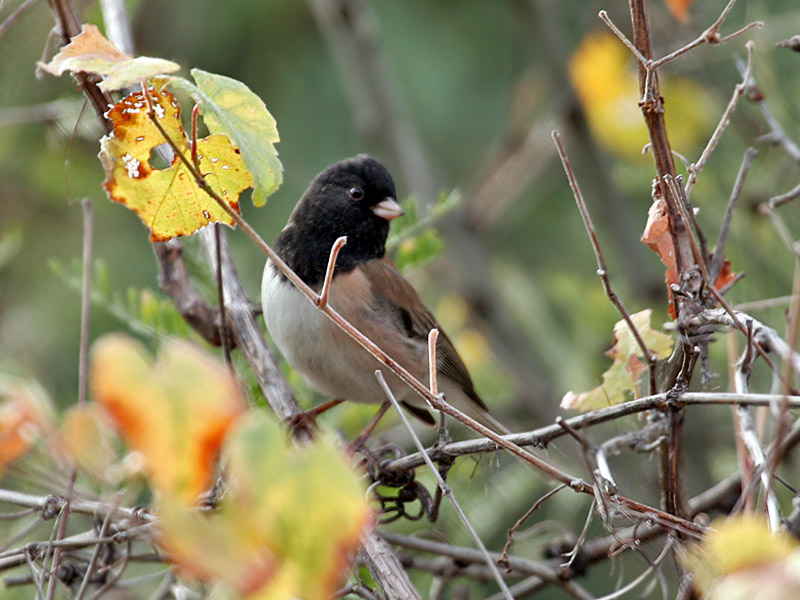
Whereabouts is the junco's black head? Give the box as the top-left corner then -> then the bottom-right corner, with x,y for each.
275,155 -> 404,287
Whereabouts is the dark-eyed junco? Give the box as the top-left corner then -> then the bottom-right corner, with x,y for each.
261,155 -> 506,433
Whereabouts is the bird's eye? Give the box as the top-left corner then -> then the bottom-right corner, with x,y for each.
348,187 -> 364,200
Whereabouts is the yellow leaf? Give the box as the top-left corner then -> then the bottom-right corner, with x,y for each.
39,24 -> 180,92
609,309 -> 673,360
99,88 -> 252,241
58,404 -> 119,480
681,515 -> 799,597
569,31 -> 714,158
157,413 -> 372,599
562,310 -> 672,412
90,334 -> 246,503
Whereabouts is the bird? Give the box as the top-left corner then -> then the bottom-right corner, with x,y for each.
261,154 -> 507,434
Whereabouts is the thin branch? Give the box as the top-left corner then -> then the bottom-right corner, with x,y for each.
769,181 -> 800,209
698,307 -> 800,378
74,493 -> 123,600
735,295 -> 799,312
685,42 -> 755,198
0,0 -> 40,40
553,130 -> 657,394
732,331 -> 780,531
24,547 -> 45,600
498,484 -> 567,570
427,329 -> 439,396
77,198 -> 93,406
374,370 -> 514,600
380,531 -> 595,600
735,55 -> 800,165
651,19 -> 761,69
318,236 -> 348,309
598,10 -> 649,66
89,539 -> 132,600
45,195 -> 95,600
711,148 -> 757,281
593,539 -> 673,600
384,391 -> 800,473
768,258 -> 800,482
214,224 -> 232,365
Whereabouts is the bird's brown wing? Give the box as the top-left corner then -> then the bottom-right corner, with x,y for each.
359,257 -> 488,412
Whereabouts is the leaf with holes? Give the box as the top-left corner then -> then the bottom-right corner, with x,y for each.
171,69 -> 282,207
39,24 -> 180,92
100,87 -> 252,241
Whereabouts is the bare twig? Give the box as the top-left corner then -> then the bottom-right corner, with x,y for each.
498,484 -> 567,570
553,130 -> 657,394
769,182 -> 800,209
384,391 -> 800,473
598,10 -> 649,66
593,539 -> 674,600
74,493 -> 123,600
427,328 -> 439,396
768,258 -> 800,482
374,370 -> 514,600
380,531 -> 595,600
733,331 -> 780,531
0,0 -> 40,40
711,148 -> 757,281
685,42 -> 755,198
735,55 -> 800,165
45,195 -> 94,600
318,236 -> 348,309
77,198 -> 93,405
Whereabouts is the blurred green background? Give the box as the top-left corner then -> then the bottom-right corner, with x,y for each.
2,0 -> 800,597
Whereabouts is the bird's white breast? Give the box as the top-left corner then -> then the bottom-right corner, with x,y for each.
261,261 -> 418,404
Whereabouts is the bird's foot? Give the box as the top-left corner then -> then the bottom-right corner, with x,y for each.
348,401 -> 392,453
287,398 -> 345,435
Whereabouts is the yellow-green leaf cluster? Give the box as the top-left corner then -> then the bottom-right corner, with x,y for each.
86,335 -> 371,599
681,515 -> 800,600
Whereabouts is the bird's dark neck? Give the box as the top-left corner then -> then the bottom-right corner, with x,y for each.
274,223 -> 386,288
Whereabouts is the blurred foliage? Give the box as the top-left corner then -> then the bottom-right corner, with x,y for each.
2,0 -> 800,598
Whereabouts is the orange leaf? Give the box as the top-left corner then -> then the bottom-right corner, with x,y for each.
156,413 -> 373,599
99,88 -> 252,241
643,197 -> 738,316
39,24 -> 180,92
714,258 -> 735,291
664,0 -> 693,23
0,377 -> 55,475
642,197 -> 679,316
90,334 -> 246,503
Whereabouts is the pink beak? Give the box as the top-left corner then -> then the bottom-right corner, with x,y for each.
371,197 -> 404,220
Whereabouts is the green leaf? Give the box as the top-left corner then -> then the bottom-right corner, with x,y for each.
171,69 -> 283,207
393,229 -> 444,271
156,412 -> 372,599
